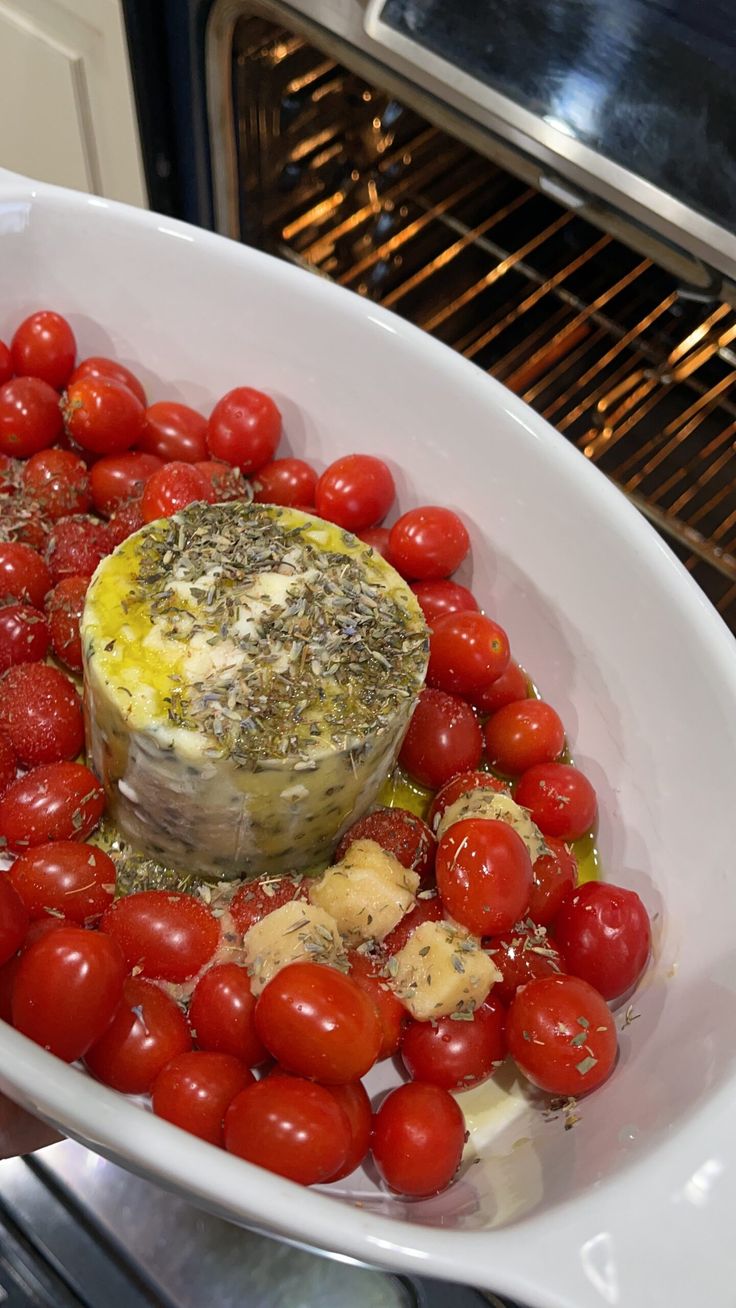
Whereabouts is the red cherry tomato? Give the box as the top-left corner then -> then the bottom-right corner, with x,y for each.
193,461 -> 247,503
254,961 -> 382,1084
0,542 -> 51,608
507,974 -> 617,1096
553,882 -> 651,1001
427,611 -> 510,696
45,576 -> 88,672
0,604 -> 49,672
0,732 -> 17,798
11,312 -> 76,389
22,448 -> 91,521
9,841 -> 115,925
514,763 -> 597,841
107,497 -> 145,547
85,976 -> 193,1094
382,895 -> 444,954
357,526 -> 391,558
484,700 -> 565,775
410,579 -> 478,626
487,927 -> 563,1006
141,461 -> 212,522
471,660 -> 529,714
314,455 -> 395,532
70,357 -> 146,408
21,916 -> 69,951
0,875 -> 29,965
325,1080 -> 373,1180
0,342 -> 11,386
529,837 -> 577,926
0,762 -> 104,850
189,962 -> 267,1067
0,954 -> 19,1021
153,1051 -> 253,1145
12,925 -> 125,1061
335,806 -> 436,884
230,876 -> 307,935
0,495 -> 52,552
253,457 -> 317,507
224,1075 -> 351,1185
207,387 -> 281,474
388,507 -> 470,581
401,994 -> 507,1092
90,452 -> 162,515
0,662 -> 83,767
64,375 -> 145,455
436,817 -> 532,935
398,688 -> 482,789
0,377 -> 62,458
371,1082 -> 466,1197
101,890 -> 219,983
46,515 -> 111,583
428,770 -> 510,832
346,950 -> 406,1059
138,401 -> 208,463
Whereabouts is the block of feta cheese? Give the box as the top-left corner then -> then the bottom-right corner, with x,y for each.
388,920 -> 500,1020
308,837 -> 419,944
436,789 -> 548,863
82,502 -> 428,879
242,900 -> 346,996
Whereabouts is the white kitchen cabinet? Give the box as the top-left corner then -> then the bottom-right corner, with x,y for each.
0,0 -> 146,205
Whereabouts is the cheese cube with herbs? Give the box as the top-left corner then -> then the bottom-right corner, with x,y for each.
82,502 -> 428,879
388,920 -> 500,1021
242,900 -> 346,996
436,789 -> 548,863
308,837 -> 419,944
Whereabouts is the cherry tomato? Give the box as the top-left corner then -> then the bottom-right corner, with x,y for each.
21,448 -> 91,521
21,916 -> 69,951
45,576 -> 88,672
0,875 -> 29,965
399,688 -> 482,789
70,357 -> 146,408
253,457 -> 317,507
9,841 -> 115,925
11,312 -> 76,389
107,497 -> 145,547
401,994 -> 507,1091
224,1075 -> 351,1185
428,611 -> 510,696
189,962 -> 267,1066
346,950 -> 406,1059
428,770 -> 509,832
436,818 -> 532,936
471,660 -> 529,715
254,961 -> 382,1084
230,876 -> 307,935
207,387 -> 281,474
325,1080 -> 373,1180
194,461 -> 247,503
138,401 -> 208,463
141,461 -> 212,522
0,604 -> 50,672
507,974 -> 617,1096
153,1051 -> 253,1145
0,954 -> 19,1021
371,1082 -> 465,1197
0,341 -> 11,386
85,976 -> 192,1093
357,526 -> 391,558
0,495 -> 51,552
335,807 -> 436,884
314,455 -> 395,532
90,451 -> 162,515
0,543 -> 51,608
0,731 -> 17,797
529,838 -> 577,926
0,662 -> 83,767
0,377 -> 62,458
0,761 -> 104,850
484,700 -> 565,775
487,927 -> 563,1006
410,579 -> 478,627
101,890 -> 219,983
12,925 -> 125,1062
553,882 -> 651,1000
64,375 -> 145,455
388,507 -> 470,581
514,763 -> 597,841
46,515 -> 111,583
382,894 -> 444,954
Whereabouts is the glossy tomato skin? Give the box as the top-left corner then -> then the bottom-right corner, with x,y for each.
141,461 -> 212,522
0,732 -> 17,798
0,662 -> 83,767
0,604 -> 50,672
388,507 -> 470,581
253,458 -> 317,507
85,976 -> 192,1094
153,1051 -> 254,1145
138,401 -> 208,463
410,579 -> 478,626
207,387 -> 281,474
382,895 -> 444,955
0,542 -> 52,608
314,455 -> 395,532
428,611 -> 510,696
0,342 -> 11,386
346,950 -> 406,1059
46,516 -> 111,583
553,883 -> 651,1001
107,497 -> 145,547
254,961 -> 382,1084
194,461 -> 247,503
189,962 -> 267,1067
436,817 -> 533,936
11,312 -> 76,389
64,375 -> 145,455
0,762 -> 104,850
230,876 -> 307,935
22,448 -> 91,520
471,660 -> 529,715
484,700 -> 565,775
90,452 -> 162,515
9,841 -> 115,925
401,994 -> 507,1092
12,925 -> 125,1061
428,770 -> 510,832
507,974 -> 617,1096
487,928 -> 563,1006
70,357 -> 147,408
101,890 -> 219,983
515,763 -> 597,841
335,807 -> 436,884
224,1076 -> 351,1185
0,378 -> 62,458
0,875 -> 29,965
357,526 -> 391,558
528,838 -> 577,926
45,576 -> 88,672
398,688 -> 483,789
371,1082 -> 466,1197
325,1080 -> 373,1180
